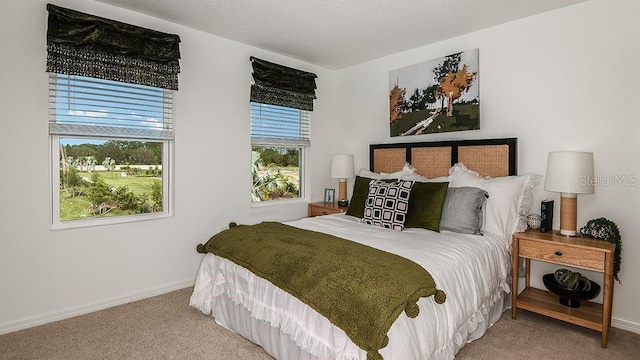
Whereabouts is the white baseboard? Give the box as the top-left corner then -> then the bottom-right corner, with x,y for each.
0,277 -> 195,336
612,316 -> 640,335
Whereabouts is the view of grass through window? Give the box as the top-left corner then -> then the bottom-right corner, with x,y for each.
59,138 -> 163,221
251,146 -> 300,202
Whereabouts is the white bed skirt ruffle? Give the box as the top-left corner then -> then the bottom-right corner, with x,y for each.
190,254 -> 507,360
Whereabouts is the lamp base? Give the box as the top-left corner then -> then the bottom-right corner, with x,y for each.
559,194 -> 578,237
337,179 -> 349,208
556,231 -> 581,238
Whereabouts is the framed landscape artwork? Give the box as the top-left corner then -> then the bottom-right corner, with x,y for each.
389,49 -> 479,137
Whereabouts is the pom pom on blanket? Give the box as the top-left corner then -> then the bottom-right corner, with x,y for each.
405,301 -> 420,318
196,243 -> 206,254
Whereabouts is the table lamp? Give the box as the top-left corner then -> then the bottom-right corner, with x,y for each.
331,154 -> 354,207
544,151 -> 594,236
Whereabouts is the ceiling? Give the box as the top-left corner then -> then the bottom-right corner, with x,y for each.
96,0 -> 588,70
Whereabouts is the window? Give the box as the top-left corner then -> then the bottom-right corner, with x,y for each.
50,74 -> 173,228
251,102 -> 311,202
248,57 -> 317,204
45,4 -> 180,228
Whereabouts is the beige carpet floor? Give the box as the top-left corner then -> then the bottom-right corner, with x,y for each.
1,287 -> 638,360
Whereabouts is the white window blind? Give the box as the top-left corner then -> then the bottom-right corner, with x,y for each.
49,74 -> 174,140
250,102 -> 311,147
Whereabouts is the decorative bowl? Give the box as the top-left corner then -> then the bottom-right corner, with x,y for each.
527,214 -> 541,229
543,273 -> 601,308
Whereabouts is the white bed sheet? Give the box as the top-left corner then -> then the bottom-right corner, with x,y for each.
190,214 -> 512,360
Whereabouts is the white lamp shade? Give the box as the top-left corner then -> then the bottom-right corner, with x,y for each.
544,151 -> 594,194
330,154 -> 355,179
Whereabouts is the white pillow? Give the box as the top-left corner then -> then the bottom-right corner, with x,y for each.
402,162 -> 418,175
401,173 -> 451,183
357,162 -> 415,180
448,163 -> 542,239
399,163 -> 451,182
357,168 -> 401,179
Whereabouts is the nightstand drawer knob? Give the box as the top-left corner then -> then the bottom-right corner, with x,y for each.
554,251 -> 563,256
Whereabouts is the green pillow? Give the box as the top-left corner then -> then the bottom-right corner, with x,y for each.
346,176 -> 375,218
346,176 -> 395,218
404,182 -> 449,232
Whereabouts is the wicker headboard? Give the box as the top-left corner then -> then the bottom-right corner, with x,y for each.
370,138 -> 517,178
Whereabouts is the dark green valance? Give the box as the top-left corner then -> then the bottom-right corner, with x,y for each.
46,4 -> 181,90
250,56 -> 317,111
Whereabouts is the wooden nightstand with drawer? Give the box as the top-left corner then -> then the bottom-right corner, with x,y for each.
512,229 -> 616,348
308,202 -> 346,217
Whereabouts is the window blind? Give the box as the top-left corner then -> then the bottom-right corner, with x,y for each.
250,102 -> 310,147
46,4 -> 181,90
49,73 -> 174,140
250,57 -> 317,111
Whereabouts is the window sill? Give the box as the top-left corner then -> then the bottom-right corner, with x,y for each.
250,197 -> 309,209
51,211 -> 173,231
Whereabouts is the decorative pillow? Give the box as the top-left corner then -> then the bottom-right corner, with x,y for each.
448,163 -> 542,239
439,187 -> 488,235
346,176 -> 395,218
404,181 -> 449,232
362,180 -> 414,231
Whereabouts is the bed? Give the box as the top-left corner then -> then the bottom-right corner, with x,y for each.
191,137 -> 540,360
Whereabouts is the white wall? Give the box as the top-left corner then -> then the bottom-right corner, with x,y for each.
333,0 -> 640,332
0,0 -> 337,333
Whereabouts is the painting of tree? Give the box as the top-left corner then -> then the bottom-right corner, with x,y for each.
440,64 -> 477,117
388,49 -> 479,137
389,80 -> 406,123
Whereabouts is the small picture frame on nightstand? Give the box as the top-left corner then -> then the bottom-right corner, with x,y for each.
324,188 -> 335,204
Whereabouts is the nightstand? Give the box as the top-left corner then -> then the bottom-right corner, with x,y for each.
511,229 -> 616,348
308,202 -> 346,217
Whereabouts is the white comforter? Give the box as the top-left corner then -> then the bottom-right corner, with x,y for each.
190,214 -> 511,360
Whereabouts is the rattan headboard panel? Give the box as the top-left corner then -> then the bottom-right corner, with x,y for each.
410,147 -> 452,178
458,145 -> 510,178
372,148 -> 406,173
370,138 -> 517,178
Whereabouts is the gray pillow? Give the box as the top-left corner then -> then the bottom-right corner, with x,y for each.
439,187 -> 488,235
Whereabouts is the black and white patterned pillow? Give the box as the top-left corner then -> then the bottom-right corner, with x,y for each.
363,180 -> 414,231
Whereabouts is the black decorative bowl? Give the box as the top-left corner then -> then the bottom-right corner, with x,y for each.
543,273 -> 601,308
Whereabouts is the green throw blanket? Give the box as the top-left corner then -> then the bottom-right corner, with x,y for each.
196,222 -> 446,360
